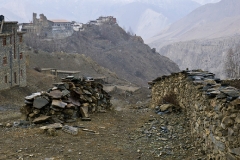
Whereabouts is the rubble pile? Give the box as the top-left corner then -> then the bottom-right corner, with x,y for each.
149,69 -> 240,159
21,76 -> 112,124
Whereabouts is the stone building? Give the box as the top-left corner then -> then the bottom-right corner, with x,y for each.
0,15 -> 26,90
21,13 -> 73,39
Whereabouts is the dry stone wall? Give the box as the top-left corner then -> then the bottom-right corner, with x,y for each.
21,76 -> 112,124
149,70 -> 240,160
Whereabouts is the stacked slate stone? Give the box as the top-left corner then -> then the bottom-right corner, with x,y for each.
21,76 -> 112,124
149,69 -> 240,159
185,70 -> 240,100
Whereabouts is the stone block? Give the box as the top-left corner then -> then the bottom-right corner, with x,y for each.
33,97 -> 49,109
221,116 -> 234,129
33,116 -> 51,124
229,147 -> 240,156
62,125 -> 78,135
159,104 -> 174,112
49,90 -> 63,99
51,100 -> 67,108
80,106 -> 89,118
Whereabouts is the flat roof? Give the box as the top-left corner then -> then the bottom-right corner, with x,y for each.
50,19 -> 70,23
57,70 -> 81,74
41,68 -> 57,71
0,33 -> 12,37
94,76 -> 106,79
2,21 -> 18,24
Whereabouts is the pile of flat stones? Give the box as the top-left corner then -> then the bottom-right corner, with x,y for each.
20,76 -> 112,124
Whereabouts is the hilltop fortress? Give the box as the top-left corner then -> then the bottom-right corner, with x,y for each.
21,13 -> 117,39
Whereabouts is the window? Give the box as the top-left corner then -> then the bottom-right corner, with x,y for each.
3,57 -> 7,65
14,72 -> 17,83
19,35 -> 23,43
20,53 -> 23,59
20,70 -> 23,77
10,36 -> 12,44
5,76 -> 7,83
3,37 -> 6,46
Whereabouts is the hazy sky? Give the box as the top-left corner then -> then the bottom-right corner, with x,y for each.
192,0 -> 221,5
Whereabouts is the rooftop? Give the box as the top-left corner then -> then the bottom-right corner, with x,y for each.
2,21 -> 18,24
50,19 -> 70,23
57,70 -> 81,74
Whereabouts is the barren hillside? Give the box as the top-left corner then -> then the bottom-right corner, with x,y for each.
24,24 -> 180,86
25,50 -> 127,85
148,0 -> 240,49
159,35 -> 240,79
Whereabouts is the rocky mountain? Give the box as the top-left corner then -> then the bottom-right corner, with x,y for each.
148,0 -> 240,49
0,0 -> 200,39
24,24 -> 180,86
159,35 -> 240,79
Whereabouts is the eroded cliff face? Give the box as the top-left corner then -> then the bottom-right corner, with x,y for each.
159,35 -> 240,79
150,70 -> 240,159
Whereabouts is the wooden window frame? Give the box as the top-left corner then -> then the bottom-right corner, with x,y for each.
3,57 -> 7,65
19,52 -> 23,59
14,72 -> 17,84
19,35 -> 23,43
10,36 -> 12,44
3,37 -> 6,46
5,75 -> 7,83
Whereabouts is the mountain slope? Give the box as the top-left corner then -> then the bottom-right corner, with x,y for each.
159,35 -> 240,78
148,0 -> 240,49
24,24 -> 180,86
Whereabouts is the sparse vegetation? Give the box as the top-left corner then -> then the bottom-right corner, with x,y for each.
161,91 -> 179,107
224,46 -> 240,78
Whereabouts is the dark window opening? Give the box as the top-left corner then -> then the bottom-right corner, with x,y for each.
20,52 -> 23,59
3,57 -> 7,65
3,37 -> 6,46
10,36 -> 12,44
19,35 -> 23,43
14,72 -> 17,84
5,76 -> 7,83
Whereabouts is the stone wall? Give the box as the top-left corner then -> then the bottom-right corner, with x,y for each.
222,79 -> 240,90
149,70 -> 240,159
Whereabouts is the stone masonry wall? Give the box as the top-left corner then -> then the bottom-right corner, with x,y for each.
0,25 -> 26,90
150,70 -> 240,160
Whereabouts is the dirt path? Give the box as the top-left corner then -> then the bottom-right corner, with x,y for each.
0,106 -> 155,160
0,104 -> 204,160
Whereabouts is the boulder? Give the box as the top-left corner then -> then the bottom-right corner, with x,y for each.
221,116 -> 234,129
40,123 -> 63,130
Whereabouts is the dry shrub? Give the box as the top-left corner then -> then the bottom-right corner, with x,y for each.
161,91 -> 179,106
33,67 -> 41,72
230,82 -> 240,89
